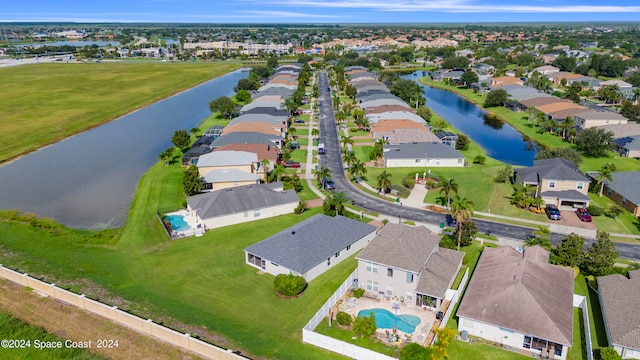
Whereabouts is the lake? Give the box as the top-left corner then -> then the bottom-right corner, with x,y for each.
0,70 -> 246,229
402,73 -> 537,165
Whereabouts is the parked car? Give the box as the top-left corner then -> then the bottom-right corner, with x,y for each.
293,119 -> 305,124
576,208 -> 592,222
545,205 -> 562,220
288,141 -> 300,149
283,160 -> 300,168
323,177 -> 335,190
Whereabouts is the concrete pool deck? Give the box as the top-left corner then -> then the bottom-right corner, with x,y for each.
165,209 -> 205,238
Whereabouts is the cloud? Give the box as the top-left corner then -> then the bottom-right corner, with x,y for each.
240,10 -> 342,18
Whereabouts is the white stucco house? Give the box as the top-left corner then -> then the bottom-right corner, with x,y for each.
244,215 -> 377,282
356,224 -> 464,308
383,142 -> 465,168
186,183 -> 299,231
457,246 -> 574,360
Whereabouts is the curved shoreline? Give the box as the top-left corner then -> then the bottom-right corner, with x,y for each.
0,64 -> 244,167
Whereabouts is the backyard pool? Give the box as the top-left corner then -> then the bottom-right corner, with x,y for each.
357,308 -> 421,334
165,215 -> 191,231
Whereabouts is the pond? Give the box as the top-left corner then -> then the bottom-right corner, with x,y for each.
401,72 -> 537,166
0,69 -> 247,229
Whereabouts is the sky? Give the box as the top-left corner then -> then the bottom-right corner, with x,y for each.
4,0 -> 640,23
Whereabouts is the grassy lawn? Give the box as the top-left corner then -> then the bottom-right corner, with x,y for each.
448,340 -> 531,360
0,311 -> 105,360
353,145 -> 373,162
0,62 -> 242,163
289,149 -> 307,163
574,275 -> 608,352
570,308 -> 587,360
314,317 -> 400,358
588,194 -> 640,235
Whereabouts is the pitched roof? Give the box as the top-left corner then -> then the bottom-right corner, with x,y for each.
214,143 -> 279,163
366,105 -> 415,114
187,183 -> 299,220
197,150 -> 257,167
368,111 -> 425,124
224,122 -> 282,136
457,246 -> 574,345
597,272 -> 640,351
245,215 -> 376,274
547,107 -> 590,120
606,171 -> 640,205
615,135 -> 640,151
376,128 -> 441,144
574,110 -> 629,122
383,142 -> 464,160
515,158 -> 589,183
229,114 -> 287,126
211,132 -> 280,148
202,168 -> 260,183
519,97 -> 572,107
594,123 -> 640,138
415,248 -> 465,299
536,102 -> 586,114
371,120 -> 429,133
360,98 -> 409,109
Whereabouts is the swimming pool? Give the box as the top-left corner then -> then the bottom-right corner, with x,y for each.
357,308 -> 421,334
166,215 -> 191,231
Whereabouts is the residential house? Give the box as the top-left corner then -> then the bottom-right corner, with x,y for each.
597,269 -> 640,359
383,142 -> 465,168
490,76 -> 524,88
365,105 -> 414,115
614,135 -> 640,158
223,122 -> 282,136
360,98 -> 409,110
573,110 -> 629,129
186,183 -> 299,231
533,65 -> 560,76
594,123 -> 640,138
514,158 -> 591,209
196,150 -> 261,190
603,171 -> 640,218
367,111 -> 425,125
356,224 -> 464,308
181,136 -> 214,166
244,214 -> 377,281
457,246 -> 574,360
371,120 -> 437,144
598,80 -> 637,100
228,114 -> 288,127
210,132 -> 282,149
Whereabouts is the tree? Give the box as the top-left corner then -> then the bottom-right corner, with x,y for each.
596,163 -> 617,197
582,231 -> 618,276
234,78 -> 258,92
451,195 -> 474,251
376,170 -> 392,194
260,159 -> 271,181
559,117 -> 574,140
416,106 -> 432,122
287,126 -> 297,140
494,164 -> 513,183
441,56 -> 470,69
461,71 -> 479,88
353,312 -> 376,338
621,100 -> 640,122
158,147 -> 174,166
576,128 -> 614,157
342,151 -> 356,168
266,56 -> 278,69
208,96 -> 238,119
349,159 -> 367,182
553,233 -> 585,268
314,166 -> 332,188
283,97 -> 298,115
345,85 -> 357,98
183,165 -> 204,196
455,134 -> 469,151
391,79 -> 425,107
455,220 -> 477,248
526,225 -> 552,250
171,129 -> 190,150
234,89 -> 252,104
189,127 -> 201,139
271,164 -> 286,182
439,177 -> 459,209
535,147 -> 583,165
599,347 -> 622,360
340,135 -> 354,151
608,204 -> 624,219
431,119 -> 447,133
323,191 -> 348,216
473,155 -> 486,165
484,89 -> 509,107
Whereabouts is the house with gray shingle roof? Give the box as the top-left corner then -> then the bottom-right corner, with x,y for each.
356,224 -> 464,308
514,158 -> 591,209
186,183 -> 299,231
597,270 -> 640,359
574,110 -> 628,129
210,132 -> 282,148
383,142 -> 464,168
457,246 -> 574,360
603,171 -> 640,218
244,214 -> 377,281
614,135 -> 640,159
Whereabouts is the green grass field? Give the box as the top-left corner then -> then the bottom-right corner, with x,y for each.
0,62 -> 241,163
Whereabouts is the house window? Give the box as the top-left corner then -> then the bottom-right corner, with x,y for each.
405,292 -> 413,303
234,181 -> 239,185
347,245 -> 351,251
406,272 -> 414,284
335,251 -> 340,258
327,257 -> 331,266
458,158 -> 463,164
608,189 -> 612,195
577,182 -> 584,190
386,286 -> 393,296
366,262 -> 378,273
254,209 -> 261,217
366,280 -> 379,292
622,198 -> 627,205
415,159 -> 421,163
549,181 -> 556,188
523,336 -> 532,349
271,262 -> 279,267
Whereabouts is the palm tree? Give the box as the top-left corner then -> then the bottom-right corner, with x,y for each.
596,163 -> 617,197
189,127 -> 201,139
340,135 -> 354,152
526,225 -> 552,250
282,97 -> 298,116
342,151 -> 356,168
451,195 -> 474,251
530,197 -> 545,212
311,128 -> 320,138
260,159 -> 271,182
559,117 -> 574,140
376,170 -> 392,194
332,94 -> 341,110
314,166 -> 332,188
158,147 -> 174,166
287,126 -> 297,140
439,177 -> 459,209
349,159 -> 367,182
271,164 -> 286,182
335,110 -> 347,125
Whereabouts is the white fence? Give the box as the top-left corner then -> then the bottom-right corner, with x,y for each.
574,295 -> 594,360
439,267 -> 469,331
0,264 -> 247,360
302,270 -> 396,360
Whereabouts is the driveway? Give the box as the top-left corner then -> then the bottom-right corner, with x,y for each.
554,210 -> 597,231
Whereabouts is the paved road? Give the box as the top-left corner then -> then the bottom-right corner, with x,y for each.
316,71 -> 640,261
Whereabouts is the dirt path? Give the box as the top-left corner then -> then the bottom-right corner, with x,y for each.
0,279 -> 203,360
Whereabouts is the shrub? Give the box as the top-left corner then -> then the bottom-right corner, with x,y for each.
425,180 -> 437,189
274,273 -> 307,297
599,347 -> 622,360
353,313 -> 377,338
587,204 -> 604,217
473,155 -> 486,165
336,311 -> 352,326
402,176 -> 416,189
353,288 -> 365,298
294,201 -> 306,214
390,185 -> 410,198
607,204 -> 623,219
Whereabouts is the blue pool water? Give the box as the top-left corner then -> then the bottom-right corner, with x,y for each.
166,215 -> 190,231
357,308 -> 421,334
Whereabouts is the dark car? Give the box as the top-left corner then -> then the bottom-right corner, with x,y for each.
288,141 -> 300,149
284,160 -> 300,168
545,205 -> 562,220
293,119 -> 305,124
323,177 -> 335,190
576,208 -> 592,222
